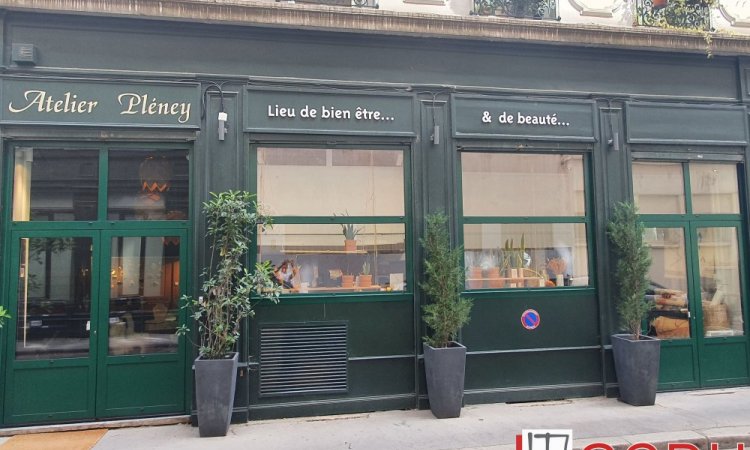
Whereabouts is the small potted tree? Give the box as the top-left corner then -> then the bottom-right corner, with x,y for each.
178,191 -> 281,437
607,201 -> 659,406
421,212 -> 473,419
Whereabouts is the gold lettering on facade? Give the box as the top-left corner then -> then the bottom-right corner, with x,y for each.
8,90 -> 98,114
117,93 -> 191,124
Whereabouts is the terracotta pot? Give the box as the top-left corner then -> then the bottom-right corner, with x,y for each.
342,275 -> 355,288
652,0 -> 667,9
486,267 -> 504,289
359,274 -> 373,288
467,266 -> 483,289
344,239 -> 357,252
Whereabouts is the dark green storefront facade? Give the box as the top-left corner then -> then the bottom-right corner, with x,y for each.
0,6 -> 749,427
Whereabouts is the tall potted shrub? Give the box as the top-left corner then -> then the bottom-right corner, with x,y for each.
607,201 -> 659,406
421,212 -> 473,419
178,191 -> 281,437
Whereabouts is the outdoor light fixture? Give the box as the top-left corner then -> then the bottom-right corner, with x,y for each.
201,80 -> 229,142
218,111 -> 228,141
606,109 -> 621,152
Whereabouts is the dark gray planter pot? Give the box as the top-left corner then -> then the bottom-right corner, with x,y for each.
611,334 -> 661,406
195,352 -> 239,437
423,342 -> 467,419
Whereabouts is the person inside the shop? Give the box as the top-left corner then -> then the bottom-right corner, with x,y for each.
273,259 -> 299,289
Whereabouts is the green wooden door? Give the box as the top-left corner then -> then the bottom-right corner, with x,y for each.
646,222 -> 750,389
4,229 -> 187,424
4,231 -> 100,424
690,223 -> 750,387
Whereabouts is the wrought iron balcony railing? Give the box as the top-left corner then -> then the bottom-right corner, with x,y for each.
473,0 -> 557,20
277,0 -> 379,8
634,0 -> 711,31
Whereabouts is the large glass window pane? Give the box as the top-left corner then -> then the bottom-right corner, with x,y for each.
108,150 -> 189,220
16,237 -> 93,360
633,162 -> 685,215
109,236 -> 180,355
463,223 -> 589,289
697,227 -> 744,337
258,224 -> 406,293
257,148 -> 405,217
461,153 -> 585,217
690,163 -> 740,214
644,228 -> 690,339
13,148 -> 99,221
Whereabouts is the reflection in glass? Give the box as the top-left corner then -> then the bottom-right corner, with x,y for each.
690,163 -> 740,214
463,223 -> 589,289
697,227 -> 744,337
633,162 -> 685,215
109,236 -> 180,355
461,153 -> 585,217
16,237 -> 93,360
257,148 -> 405,217
258,224 -> 406,293
13,148 -> 99,221
644,228 -> 690,339
108,150 -> 189,220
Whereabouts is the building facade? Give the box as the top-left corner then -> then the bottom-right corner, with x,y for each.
0,0 -> 749,427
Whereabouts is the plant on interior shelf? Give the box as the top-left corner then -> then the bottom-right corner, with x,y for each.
421,211 -> 473,419
484,250 -> 504,289
359,261 -> 373,288
503,234 -> 526,278
464,251 -> 483,289
337,212 -> 362,252
177,190 -> 282,437
607,201 -> 659,406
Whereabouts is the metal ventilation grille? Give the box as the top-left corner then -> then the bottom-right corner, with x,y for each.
260,323 -> 348,397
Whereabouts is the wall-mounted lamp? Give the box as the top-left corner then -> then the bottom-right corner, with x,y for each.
606,109 -> 622,152
218,111 -> 228,141
201,81 -> 228,142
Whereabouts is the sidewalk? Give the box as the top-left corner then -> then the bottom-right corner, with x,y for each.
8,387 -> 750,450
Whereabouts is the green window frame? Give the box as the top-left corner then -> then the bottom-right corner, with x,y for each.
458,150 -> 594,292
252,144 -> 412,301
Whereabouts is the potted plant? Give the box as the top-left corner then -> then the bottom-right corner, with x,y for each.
607,201 -> 658,406
421,212 -> 473,419
178,190 -> 282,437
464,252 -> 483,290
359,261 -> 373,288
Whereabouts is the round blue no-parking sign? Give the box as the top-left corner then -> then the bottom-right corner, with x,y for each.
521,309 -> 540,330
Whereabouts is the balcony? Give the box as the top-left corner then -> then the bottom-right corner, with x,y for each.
473,0 -> 558,19
634,0 -> 712,31
277,0 -> 379,7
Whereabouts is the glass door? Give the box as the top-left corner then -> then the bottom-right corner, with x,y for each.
644,225 -> 700,389
635,161 -> 750,389
4,232 -> 100,424
96,230 -> 187,418
693,224 -> 749,386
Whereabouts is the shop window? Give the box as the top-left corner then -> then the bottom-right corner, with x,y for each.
12,147 -> 190,222
461,153 -> 590,290
257,147 -> 407,294
13,148 -> 99,221
689,163 -> 740,214
632,162 -> 685,214
107,150 -> 189,220
108,236 -> 180,355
